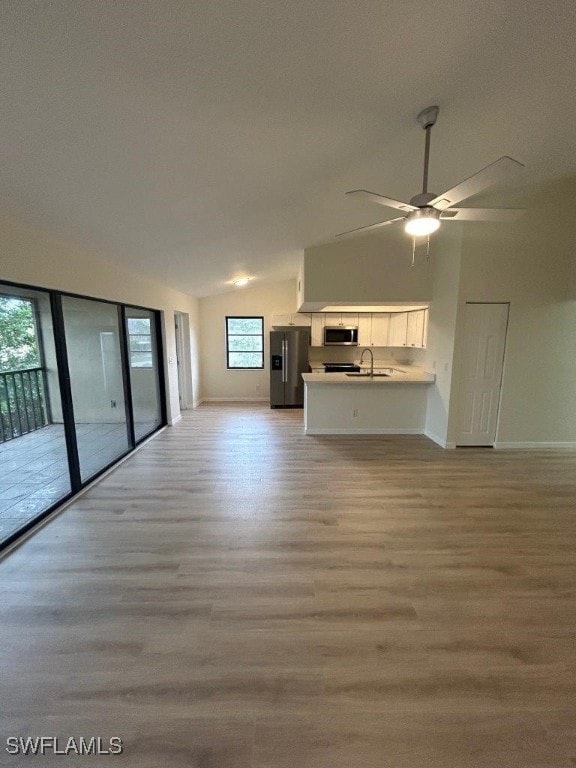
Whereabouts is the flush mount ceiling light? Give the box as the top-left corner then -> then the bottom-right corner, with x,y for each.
232,277 -> 251,287
337,105 -> 525,263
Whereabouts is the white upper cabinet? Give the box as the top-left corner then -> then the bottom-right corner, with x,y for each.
388,309 -> 428,348
357,313 -> 372,346
346,313 -> 359,327
308,309 -> 427,348
290,313 -> 312,327
271,313 -> 311,328
311,314 -> 325,346
371,314 -> 390,346
406,309 -> 426,348
388,312 -> 408,346
323,312 -> 359,327
323,313 -> 342,326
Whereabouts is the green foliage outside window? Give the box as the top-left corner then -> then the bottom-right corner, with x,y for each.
0,297 -> 40,372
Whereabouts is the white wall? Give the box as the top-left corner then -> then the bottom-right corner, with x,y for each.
199,279 -> 297,401
0,215 -> 200,425
447,176 -> 576,447
423,227 -> 463,447
300,226 -> 434,308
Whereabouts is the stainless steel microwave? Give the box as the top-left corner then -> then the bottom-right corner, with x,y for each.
323,326 -> 359,346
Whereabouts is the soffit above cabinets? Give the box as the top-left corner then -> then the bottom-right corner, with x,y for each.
318,304 -> 429,312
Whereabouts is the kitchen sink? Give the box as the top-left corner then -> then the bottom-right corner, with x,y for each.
345,372 -> 390,377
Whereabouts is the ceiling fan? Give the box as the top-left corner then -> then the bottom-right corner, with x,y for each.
337,106 -> 525,245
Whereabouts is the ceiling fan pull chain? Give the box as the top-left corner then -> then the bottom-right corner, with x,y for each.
411,237 -> 416,267
426,234 -> 430,262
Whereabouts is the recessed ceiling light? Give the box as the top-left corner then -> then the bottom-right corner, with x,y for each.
232,277 -> 251,287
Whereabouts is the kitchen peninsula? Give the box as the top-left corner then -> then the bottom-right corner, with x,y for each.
302,366 -> 435,435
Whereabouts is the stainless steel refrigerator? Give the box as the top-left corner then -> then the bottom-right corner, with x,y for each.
269,328 -> 310,408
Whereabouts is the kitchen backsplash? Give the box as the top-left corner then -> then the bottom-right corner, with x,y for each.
308,346 -> 426,366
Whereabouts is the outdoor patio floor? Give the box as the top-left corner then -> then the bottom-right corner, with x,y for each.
0,422 -> 135,544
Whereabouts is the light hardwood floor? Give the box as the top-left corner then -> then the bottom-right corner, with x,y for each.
1,403 -> 575,767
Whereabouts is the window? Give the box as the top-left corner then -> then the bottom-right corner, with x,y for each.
127,316 -> 153,368
226,316 -> 264,369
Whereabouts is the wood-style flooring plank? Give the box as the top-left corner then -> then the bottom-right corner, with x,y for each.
1,403 -> 575,767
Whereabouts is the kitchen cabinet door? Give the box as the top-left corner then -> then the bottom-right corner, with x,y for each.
272,313 -> 311,327
345,313 -> 359,327
311,314 -> 325,346
371,314 -> 390,346
388,312 -> 408,346
406,311 -> 419,347
357,313 -> 372,346
291,313 -> 312,327
271,314 -> 291,327
323,313 -> 359,327
406,310 -> 427,348
324,313 -> 343,326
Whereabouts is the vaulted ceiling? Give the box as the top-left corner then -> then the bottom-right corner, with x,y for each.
2,0 -> 575,296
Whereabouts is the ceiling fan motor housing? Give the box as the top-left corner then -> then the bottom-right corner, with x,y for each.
409,192 -> 437,208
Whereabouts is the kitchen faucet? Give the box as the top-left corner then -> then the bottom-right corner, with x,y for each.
360,348 -> 374,378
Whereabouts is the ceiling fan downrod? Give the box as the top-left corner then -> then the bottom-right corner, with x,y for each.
416,105 -> 439,195
422,125 -> 432,194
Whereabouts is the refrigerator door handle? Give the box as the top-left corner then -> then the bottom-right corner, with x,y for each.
282,339 -> 288,382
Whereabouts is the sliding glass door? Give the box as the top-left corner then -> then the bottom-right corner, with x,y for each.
125,307 -> 163,441
61,296 -> 131,482
0,280 -> 166,550
0,287 -> 71,543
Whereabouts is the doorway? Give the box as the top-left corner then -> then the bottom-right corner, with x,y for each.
455,302 -> 509,447
174,312 -> 192,409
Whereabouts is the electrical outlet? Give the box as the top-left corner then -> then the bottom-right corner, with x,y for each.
255,384 -> 260,391
110,400 -> 117,408
352,408 -> 358,417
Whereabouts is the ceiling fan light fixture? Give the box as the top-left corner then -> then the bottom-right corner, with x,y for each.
232,277 -> 251,287
404,207 -> 441,237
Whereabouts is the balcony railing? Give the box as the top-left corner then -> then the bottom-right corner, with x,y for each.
0,367 -> 50,443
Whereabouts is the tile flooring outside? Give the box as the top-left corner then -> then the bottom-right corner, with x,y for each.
0,422 -> 138,544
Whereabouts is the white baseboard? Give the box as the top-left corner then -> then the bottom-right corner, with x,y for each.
305,427 -> 423,436
192,399 -> 204,408
202,397 -> 269,403
494,441 -> 576,450
169,414 -> 182,425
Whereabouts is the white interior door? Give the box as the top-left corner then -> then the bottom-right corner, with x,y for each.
456,303 -> 509,446
174,312 -> 192,409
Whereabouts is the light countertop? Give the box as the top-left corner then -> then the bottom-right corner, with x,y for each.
303,366 -> 435,384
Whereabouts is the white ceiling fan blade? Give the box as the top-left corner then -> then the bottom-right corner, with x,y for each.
335,216 -> 406,238
440,208 -> 525,222
430,156 -> 525,209
346,189 -> 417,213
